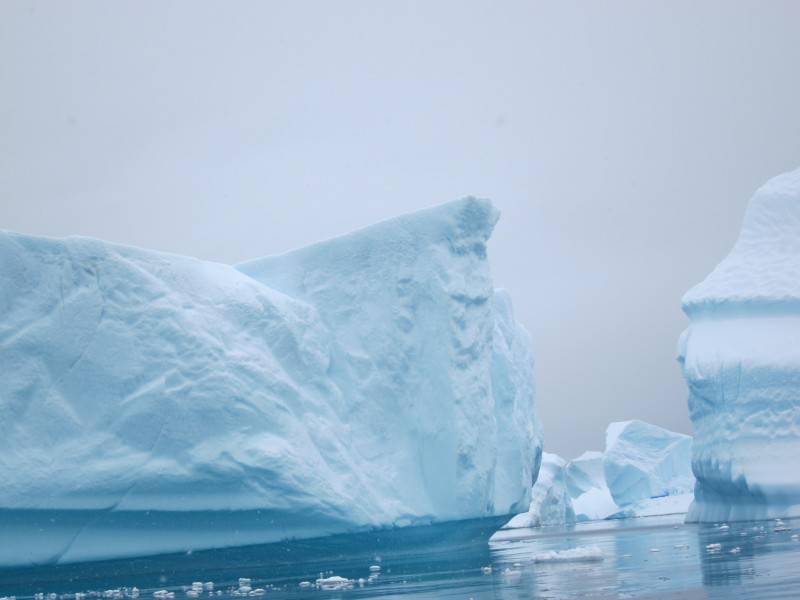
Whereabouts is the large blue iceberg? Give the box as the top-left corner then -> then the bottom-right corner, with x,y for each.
0,198 -> 542,566
680,167 -> 800,523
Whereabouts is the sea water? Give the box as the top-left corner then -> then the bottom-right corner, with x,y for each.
1,514 -> 798,599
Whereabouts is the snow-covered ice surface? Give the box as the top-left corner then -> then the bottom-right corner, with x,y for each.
3,515 -> 800,599
680,167 -> 800,523
502,421 -> 694,529
0,198 -> 541,566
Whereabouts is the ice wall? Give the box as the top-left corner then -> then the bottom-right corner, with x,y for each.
0,198 -> 541,565
238,198 -> 542,518
680,167 -> 800,522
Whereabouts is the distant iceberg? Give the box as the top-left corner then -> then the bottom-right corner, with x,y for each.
603,420 -> 693,508
680,167 -> 800,523
499,420 -> 694,529
0,198 -> 542,566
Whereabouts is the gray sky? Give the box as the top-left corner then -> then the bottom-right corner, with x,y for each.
2,1 -> 799,458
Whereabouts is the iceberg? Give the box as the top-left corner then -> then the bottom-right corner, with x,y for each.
500,421 -> 694,529
502,453 -> 575,529
567,451 -> 619,522
0,198 -> 542,566
679,167 -> 800,523
603,420 -> 693,508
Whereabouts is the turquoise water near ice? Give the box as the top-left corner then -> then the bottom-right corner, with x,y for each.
1,514 -> 799,599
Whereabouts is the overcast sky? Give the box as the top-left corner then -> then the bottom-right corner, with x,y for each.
2,1 -> 799,458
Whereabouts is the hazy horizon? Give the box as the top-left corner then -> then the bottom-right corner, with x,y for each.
3,0 -> 800,458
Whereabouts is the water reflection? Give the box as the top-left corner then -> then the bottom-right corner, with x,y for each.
489,515 -> 800,598
694,520 -> 800,598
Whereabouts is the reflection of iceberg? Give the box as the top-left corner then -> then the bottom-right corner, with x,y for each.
0,199 -> 542,566
680,167 -> 800,523
500,421 -> 694,528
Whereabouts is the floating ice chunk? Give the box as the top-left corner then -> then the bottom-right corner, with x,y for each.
481,566 -> 492,575
705,543 -> 722,553
316,576 -> 353,591
532,546 -> 604,563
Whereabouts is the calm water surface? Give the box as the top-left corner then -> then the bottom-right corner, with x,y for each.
1,514 -> 799,599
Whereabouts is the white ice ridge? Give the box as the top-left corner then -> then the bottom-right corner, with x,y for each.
680,167 -> 800,523
0,198 -> 542,566
500,421 -> 694,529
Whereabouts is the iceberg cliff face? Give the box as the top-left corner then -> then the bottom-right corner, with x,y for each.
490,289 -> 543,514
237,198 -> 542,519
680,167 -> 800,523
0,198 -> 541,565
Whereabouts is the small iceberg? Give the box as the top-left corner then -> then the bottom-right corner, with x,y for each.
532,546 -> 604,563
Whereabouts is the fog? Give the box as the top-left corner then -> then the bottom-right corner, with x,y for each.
2,0 -> 799,457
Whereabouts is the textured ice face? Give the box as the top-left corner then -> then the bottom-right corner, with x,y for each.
238,198 -> 542,519
491,288 -> 543,514
566,451 -> 605,497
680,167 -> 800,523
603,420 -> 693,508
0,198 -> 541,565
